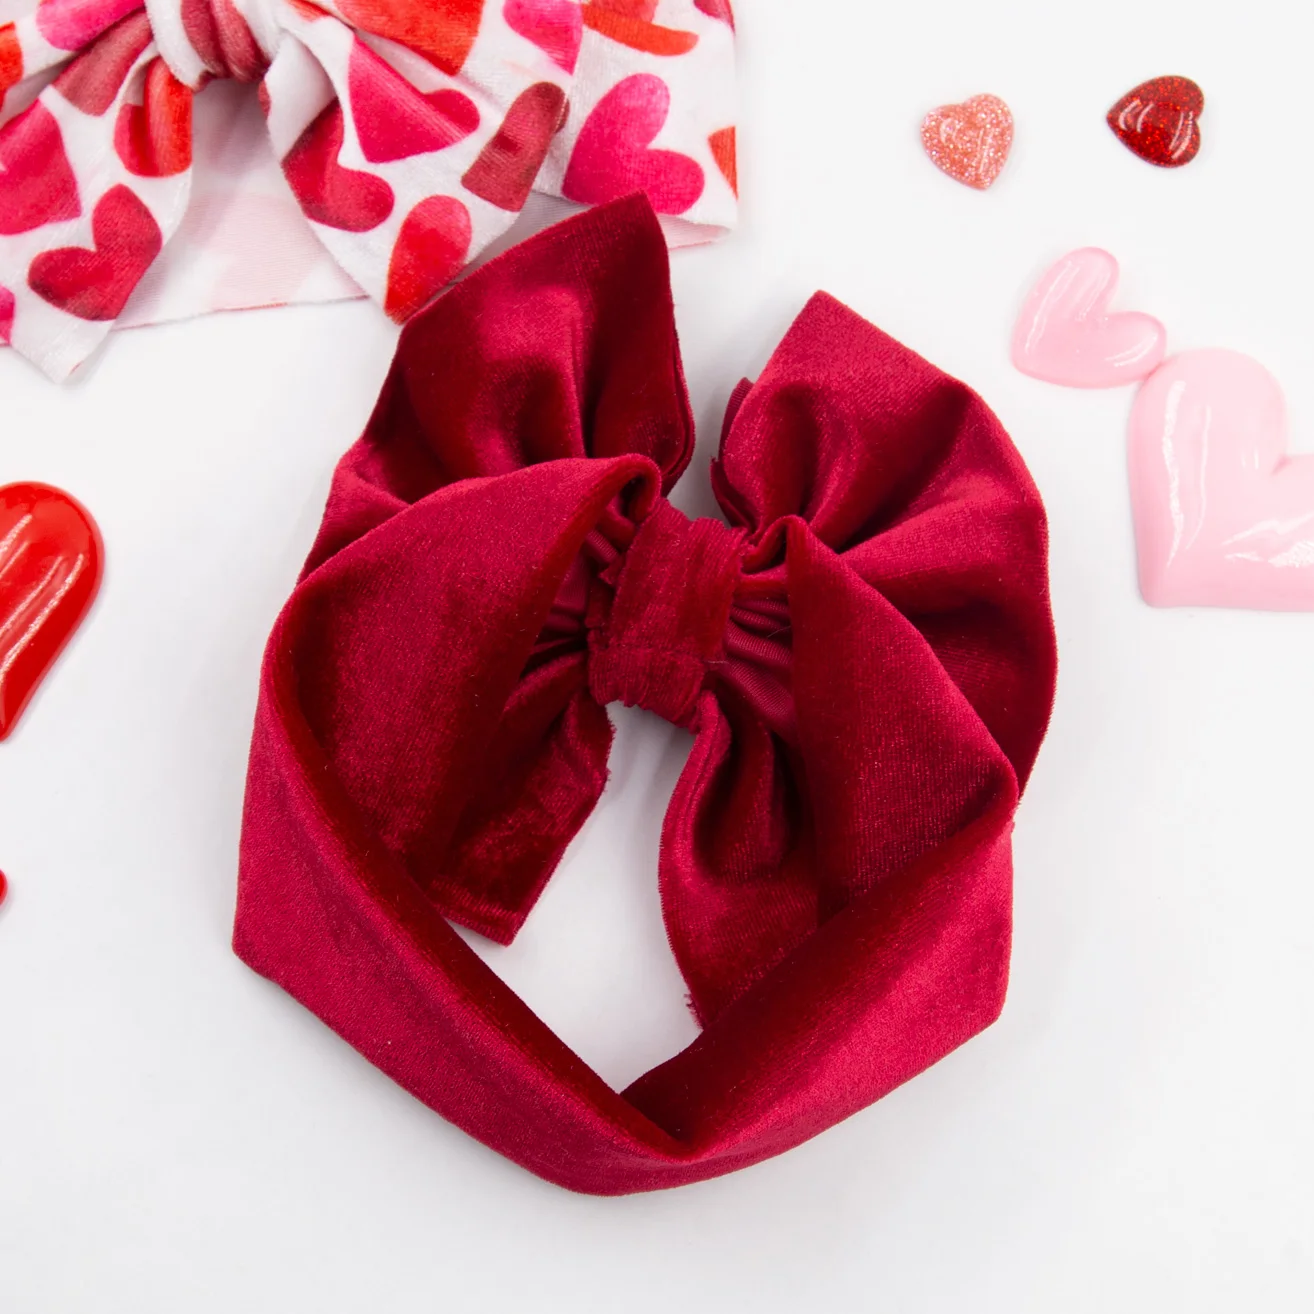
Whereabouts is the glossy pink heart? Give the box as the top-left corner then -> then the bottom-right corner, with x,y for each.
1129,350 -> 1314,610
1013,248 -> 1167,388
562,73 -> 703,215
503,0 -> 582,72
347,40 -> 479,164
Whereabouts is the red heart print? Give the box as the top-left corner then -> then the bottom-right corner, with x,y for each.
1107,76 -> 1204,168
384,194 -> 471,321
181,0 -> 266,82
0,101 -> 82,236
581,2 -> 698,56
503,0 -> 582,73
36,0 -> 142,50
694,0 -> 734,26
0,482 -> 104,740
1,23 -> 22,101
0,285 -> 13,343
562,74 -> 704,214
54,12 -> 153,116
708,125 -> 736,195
283,103 -> 395,231
115,58 -> 193,176
336,0 -> 485,76
461,81 -> 566,210
28,184 -> 162,320
347,40 -> 479,164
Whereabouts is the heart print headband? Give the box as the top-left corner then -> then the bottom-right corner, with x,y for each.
233,195 -> 1058,1193
0,0 -> 737,379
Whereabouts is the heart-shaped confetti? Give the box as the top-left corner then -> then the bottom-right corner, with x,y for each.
1107,76 -> 1204,168
0,102 -> 81,236
921,94 -> 1013,190
28,184 -> 162,321
1012,248 -> 1167,388
0,482 -> 103,739
1129,351 -> 1314,609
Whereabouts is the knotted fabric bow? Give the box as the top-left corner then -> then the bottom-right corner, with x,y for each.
234,196 -> 1057,1194
0,0 -> 737,379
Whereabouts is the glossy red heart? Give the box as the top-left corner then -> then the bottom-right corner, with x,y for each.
283,103 -> 395,231
1107,76 -> 1204,168
114,58 -> 193,176
384,194 -> 471,321
336,0 -> 485,76
54,11 -> 152,116
0,101 -> 82,236
503,0 -> 582,72
347,40 -> 479,164
461,81 -> 566,210
0,482 -> 104,740
28,184 -> 162,320
562,74 -> 703,214
0,284 -> 13,343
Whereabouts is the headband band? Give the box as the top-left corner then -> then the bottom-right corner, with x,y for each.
233,195 -> 1057,1193
0,0 -> 736,378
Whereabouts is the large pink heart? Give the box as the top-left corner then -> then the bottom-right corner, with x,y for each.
1012,248 -> 1166,388
347,40 -> 479,164
562,74 -> 703,215
0,101 -> 82,235
1129,350 -> 1314,610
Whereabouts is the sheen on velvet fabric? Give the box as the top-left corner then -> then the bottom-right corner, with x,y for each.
233,194 -> 1058,1194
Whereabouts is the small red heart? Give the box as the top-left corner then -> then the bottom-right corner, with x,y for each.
28,184 -> 162,320
114,58 -> 193,176
53,11 -> 152,116
921,94 -> 1013,190
562,74 -> 704,214
283,103 -> 395,232
347,40 -> 479,164
461,81 -> 566,211
503,0 -> 582,73
384,194 -> 471,321
335,0 -> 485,76
0,101 -> 82,236
0,482 -> 104,740
0,284 -> 13,343
1107,76 -> 1204,168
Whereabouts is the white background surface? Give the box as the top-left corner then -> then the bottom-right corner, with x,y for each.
3,1 -> 1313,1309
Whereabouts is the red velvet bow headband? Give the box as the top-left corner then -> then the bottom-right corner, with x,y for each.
234,195 -> 1057,1194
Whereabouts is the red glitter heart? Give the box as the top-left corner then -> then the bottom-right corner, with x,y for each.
1107,76 -> 1204,168
0,482 -> 103,740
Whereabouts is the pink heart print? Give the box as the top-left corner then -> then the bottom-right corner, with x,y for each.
1128,350 -> 1314,610
36,0 -> 142,50
562,73 -> 704,215
1013,248 -> 1167,388
0,102 -> 82,236
503,0 -> 582,73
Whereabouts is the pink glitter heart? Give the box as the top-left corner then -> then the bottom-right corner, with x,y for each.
921,94 -> 1013,191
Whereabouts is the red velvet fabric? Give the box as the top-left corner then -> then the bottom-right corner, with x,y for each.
233,196 -> 1057,1194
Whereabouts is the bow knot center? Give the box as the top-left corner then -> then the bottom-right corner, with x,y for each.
146,0 -> 276,87
588,499 -> 746,729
